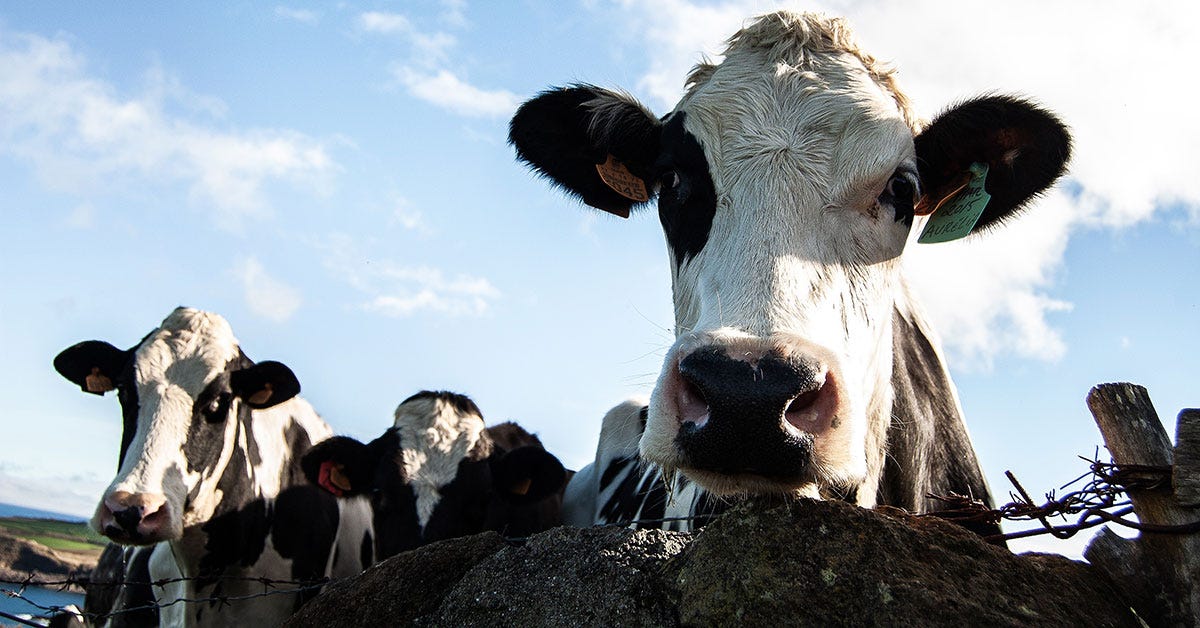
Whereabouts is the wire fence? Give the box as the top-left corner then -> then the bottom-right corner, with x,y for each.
3,455 -> 1198,626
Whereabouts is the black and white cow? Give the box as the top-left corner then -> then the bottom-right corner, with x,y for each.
301,390 -> 568,559
54,307 -> 373,626
510,11 -> 1071,534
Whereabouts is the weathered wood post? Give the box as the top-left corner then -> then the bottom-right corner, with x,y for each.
1083,383 -> 1200,627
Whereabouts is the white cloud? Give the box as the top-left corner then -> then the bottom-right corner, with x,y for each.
321,234 -> 500,317
394,66 -> 518,118
358,11 -> 413,34
235,257 -> 303,322
603,0 -> 1200,369
0,28 -> 337,230
0,466 -> 106,519
390,197 -> 430,233
274,6 -> 319,24
64,202 -> 95,229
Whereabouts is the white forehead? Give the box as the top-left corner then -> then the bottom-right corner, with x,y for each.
133,307 -> 240,395
676,12 -> 917,207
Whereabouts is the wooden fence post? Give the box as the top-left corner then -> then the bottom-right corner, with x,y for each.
1082,383 -> 1200,627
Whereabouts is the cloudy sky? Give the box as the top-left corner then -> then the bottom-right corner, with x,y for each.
1,1 -> 1197,557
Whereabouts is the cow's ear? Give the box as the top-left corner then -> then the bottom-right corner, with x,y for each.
509,84 -> 662,218
230,360 -> 301,409
301,435 -> 384,498
490,446 -> 567,504
914,95 -> 1071,233
54,341 -> 131,395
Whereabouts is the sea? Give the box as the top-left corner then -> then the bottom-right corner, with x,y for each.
0,502 -> 88,625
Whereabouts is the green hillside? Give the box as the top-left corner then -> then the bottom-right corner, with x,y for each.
0,517 -> 106,550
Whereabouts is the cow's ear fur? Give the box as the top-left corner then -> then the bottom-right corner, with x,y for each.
53,341 -> 131,395
301,435 -> 386,498
509,84 -> 662,218
915,95 -> 1071,233
230,360 -> 301,409
490,446 -> 567,505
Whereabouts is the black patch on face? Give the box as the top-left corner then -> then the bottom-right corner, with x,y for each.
421,457 -> 491,544
360,530 -> 374,571
400,390 -> 483,419
656,112 -> 718,264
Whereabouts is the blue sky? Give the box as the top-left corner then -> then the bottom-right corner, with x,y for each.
1,1 -> 1197,558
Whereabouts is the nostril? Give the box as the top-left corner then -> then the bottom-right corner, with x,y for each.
112,506 -> 144,533
677,376 -> 711,428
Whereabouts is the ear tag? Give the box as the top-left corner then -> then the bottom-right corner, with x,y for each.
918,163 -> 991,244
319,460 -> 351,496
509,477 -> 533,496
247,383 -> 273,406
85,367 -> 114,393
595,154 -> 649,207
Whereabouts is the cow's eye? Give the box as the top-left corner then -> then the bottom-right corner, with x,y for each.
659,170 -> 681,191
201,393 -> 231,423
882,169 -> 920,223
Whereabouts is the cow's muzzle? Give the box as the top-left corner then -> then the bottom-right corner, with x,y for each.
95,491 -> 170,544
670,345 -> 837,483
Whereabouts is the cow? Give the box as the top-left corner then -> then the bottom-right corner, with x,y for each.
508,11 -> 1071,536
300,390 -> 568,558
53,307 -> 374,626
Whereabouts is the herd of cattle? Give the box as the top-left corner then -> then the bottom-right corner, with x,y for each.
48,10 -> 1071,627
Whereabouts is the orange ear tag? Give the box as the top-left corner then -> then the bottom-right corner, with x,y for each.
509,477 -> 533,496
247,383 -> 274,406
85,367 -> 114,393
319,461 -> 352,496
595,154 -> 649,209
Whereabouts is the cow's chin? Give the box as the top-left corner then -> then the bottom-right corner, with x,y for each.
675,467 -> 824,498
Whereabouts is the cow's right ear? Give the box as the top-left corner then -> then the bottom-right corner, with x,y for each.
301,432 -> 394,497
53,341 -> 131,395
490,446 -> 567,505
509,84 -> 662,218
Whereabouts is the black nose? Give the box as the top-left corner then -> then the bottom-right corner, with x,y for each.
675,346 -> 823,480
112,506 -> 144,534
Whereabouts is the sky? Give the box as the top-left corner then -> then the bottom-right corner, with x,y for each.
1,1 -> 1197,559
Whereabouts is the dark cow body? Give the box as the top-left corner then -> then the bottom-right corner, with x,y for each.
55,308 -> 373,626
302,391 -> 568,558
511,11 -> 1071,532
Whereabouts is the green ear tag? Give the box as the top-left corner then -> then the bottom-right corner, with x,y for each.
918,162 -> 990,244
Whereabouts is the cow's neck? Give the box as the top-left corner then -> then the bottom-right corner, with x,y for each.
874,285 -> 996,529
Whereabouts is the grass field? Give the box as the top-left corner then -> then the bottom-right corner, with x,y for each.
0,517 -> 106,551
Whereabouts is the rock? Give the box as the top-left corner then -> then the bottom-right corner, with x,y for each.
0,531 -> 95,584
290,500 -> 1140,626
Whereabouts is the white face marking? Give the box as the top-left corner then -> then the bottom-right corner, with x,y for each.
639,13 -> 922,498
391,395 -> 487,528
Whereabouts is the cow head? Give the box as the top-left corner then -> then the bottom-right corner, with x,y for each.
54,307 -> 301,544
302,391 -> 566,555
509,12 -> 1070,497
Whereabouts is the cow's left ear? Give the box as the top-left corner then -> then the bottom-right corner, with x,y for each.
230,361 -> 301,409
54,340 -> 132,395
914,95 -> 1071,232
490,446 -> 567,504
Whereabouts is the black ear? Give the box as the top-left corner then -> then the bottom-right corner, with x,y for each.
301,435 -> 387,498
509,84 -> 662,218
230,360 -> 301,409
914,95 -> 1071,232
53,341 -> 131,395
490,446 -> 567,505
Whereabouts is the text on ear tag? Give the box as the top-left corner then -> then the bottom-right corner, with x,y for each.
248,382 -> 273,406
85,367 -> 114,393
918,163 -> 991,244
595,154 -> 649,204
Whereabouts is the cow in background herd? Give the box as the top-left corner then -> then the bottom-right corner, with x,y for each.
509,10 -> 1071,535
55,307 -> 375,626
56,308 -> 566,626
300,390 -> 568,559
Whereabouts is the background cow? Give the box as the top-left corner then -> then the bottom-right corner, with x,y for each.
509,11 -> 1070,534
302,390 -> 568,559
54,307 -> 373,626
